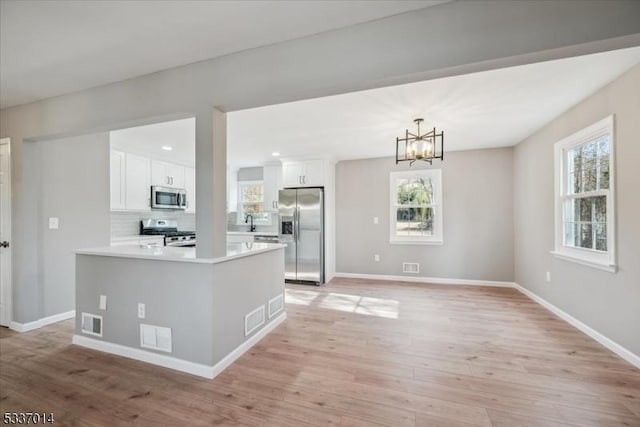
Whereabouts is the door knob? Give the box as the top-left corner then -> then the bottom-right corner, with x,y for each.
0,241 -> 9,248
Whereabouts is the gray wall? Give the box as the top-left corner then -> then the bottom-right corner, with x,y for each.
76,248 -> 285,366
336,148 -> 514,282
513,64 -> 640,356
35,133 -> 111,318
76,255 -> 215,364
2,1 -> 640,323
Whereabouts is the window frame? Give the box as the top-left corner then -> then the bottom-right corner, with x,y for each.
552,115 -> 616,272
237,180 -> 271,225
389,169 -> 443,245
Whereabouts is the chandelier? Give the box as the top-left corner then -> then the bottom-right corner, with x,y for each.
395,118 -> 444,165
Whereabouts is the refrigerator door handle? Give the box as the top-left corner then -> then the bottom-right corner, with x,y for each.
297,206 -> 301,243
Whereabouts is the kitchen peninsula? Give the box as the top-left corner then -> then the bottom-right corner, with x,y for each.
73,242 -> 286,378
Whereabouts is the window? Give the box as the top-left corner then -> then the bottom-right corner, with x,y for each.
553,115 -> 615,272
237,181 -> 270,224
390,169 -> 443,244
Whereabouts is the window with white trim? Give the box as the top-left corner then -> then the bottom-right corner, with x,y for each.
237,181 -> 270,224
553,115 -> 615,271
390,169 -> 443,244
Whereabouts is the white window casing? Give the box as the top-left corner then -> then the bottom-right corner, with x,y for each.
552,115 -> 616,272
389,169 -> 443,245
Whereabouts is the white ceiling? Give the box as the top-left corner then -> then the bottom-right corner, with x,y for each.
110,118 -> 195,167
227,47 -> 640,168
0,0 -> 445,109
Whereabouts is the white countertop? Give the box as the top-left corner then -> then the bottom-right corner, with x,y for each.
227,231 -> 279,237
76,242 -> 285,264
111,235 -> 165,241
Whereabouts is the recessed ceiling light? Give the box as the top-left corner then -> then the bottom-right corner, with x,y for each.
271,152 -> 280,157
161,146 -> 173,151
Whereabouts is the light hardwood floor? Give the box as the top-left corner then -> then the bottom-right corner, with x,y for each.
1,278 -> 639,426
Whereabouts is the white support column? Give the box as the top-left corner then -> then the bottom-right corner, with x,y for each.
195,107 -> 227,259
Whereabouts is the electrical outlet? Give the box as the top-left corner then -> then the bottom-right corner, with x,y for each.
99,295 -> 107,310
374,254 -> 380,262
48,217 -> 59,229
546,271 -> 551,283
138,303 -> 146,319
373,217 -> 379,224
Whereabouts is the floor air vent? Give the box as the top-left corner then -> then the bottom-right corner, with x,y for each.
402,262 -> 420,274
81,312 -> 103,337
268,294 -> 284,318
244,305 -> 265,337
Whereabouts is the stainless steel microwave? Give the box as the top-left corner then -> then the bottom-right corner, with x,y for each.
151,186 -> 187,210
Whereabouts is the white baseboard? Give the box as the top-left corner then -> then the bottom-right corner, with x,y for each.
210,312 -> 286,379
334,272 -> 516,288
10,310 -> 75,333
72,312 -> 287,379
512,284 -> 640,369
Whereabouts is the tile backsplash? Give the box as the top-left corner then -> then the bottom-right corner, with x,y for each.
111,211 -> 196,238
112,210 -> 277,238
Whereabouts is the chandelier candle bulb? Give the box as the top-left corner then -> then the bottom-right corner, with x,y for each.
395,118 -> 444,166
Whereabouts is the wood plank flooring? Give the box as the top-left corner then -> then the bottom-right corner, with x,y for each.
1,278 -> 639,426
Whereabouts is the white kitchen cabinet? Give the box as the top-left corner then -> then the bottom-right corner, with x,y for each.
152,160 -> 185,189
110,150 -> 126,210
124,153 -> 151,211
282,159 -> 324,187
263,163 -> 282,211
283,162 -> 304,188
184,166 -> 196,213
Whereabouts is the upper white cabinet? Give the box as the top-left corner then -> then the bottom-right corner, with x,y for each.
152,160 -> 185,189
110,150 -> 126,210
184,167 -> 196,213
111,149 -> 195,212
283,159 -> 324,188
124,153 -> 151,211
263,163 -> 282,211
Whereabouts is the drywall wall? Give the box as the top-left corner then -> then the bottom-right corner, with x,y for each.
513,64 -> 640,356
35,133 -> 111,318
336,148 -> 514,281
75,247 -> 284,366
2,1 -> 639,323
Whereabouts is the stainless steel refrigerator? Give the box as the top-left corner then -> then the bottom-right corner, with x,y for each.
279,188 -> 324,285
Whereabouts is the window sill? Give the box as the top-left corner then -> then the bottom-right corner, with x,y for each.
389,239 -> 444,246
550,251 -> 617,273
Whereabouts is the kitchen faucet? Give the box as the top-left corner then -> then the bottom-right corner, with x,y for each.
244,214 -> 256,232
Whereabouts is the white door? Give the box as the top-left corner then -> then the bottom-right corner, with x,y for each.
0,139 -> 12,326
125,153 -> 151,211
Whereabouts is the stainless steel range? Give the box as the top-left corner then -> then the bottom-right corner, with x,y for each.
140,219 -> 196,247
